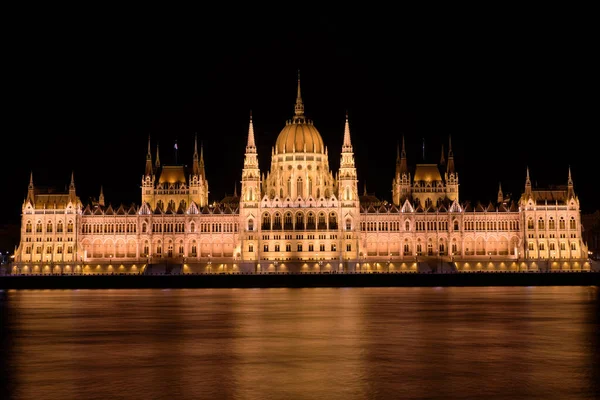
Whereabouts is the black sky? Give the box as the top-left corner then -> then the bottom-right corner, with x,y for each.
2,7 -> 598,228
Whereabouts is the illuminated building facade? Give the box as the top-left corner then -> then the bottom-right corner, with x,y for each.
11,77 -> 593,274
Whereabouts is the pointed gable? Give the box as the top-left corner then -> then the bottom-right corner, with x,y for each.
116,204 -> 126,215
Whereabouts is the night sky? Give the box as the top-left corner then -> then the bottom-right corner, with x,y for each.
2,8 -> 597,232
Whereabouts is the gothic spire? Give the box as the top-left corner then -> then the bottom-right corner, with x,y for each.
497,182 -> 503,204
524,166 -> 532,197
567,165 -> 575,198
145,135 -> 153,177
342,110 -> 352,151
396,135 -> 408,177
440,144 -> 446,166
27,171 -> 35,203
99,185 -> 105,207
446,135 -> 455,174
246,111 -> 256,151
155,142 -> 161,170
192,132 -> 200,176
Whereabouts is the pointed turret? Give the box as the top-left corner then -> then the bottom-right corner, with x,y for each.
567,166 -> 575,199
446,135 -> 455,175
240,111 -> 261,205
440,144 -> 446,167
342,110 -> 352,151
145,135 -> 153,177
199,141 -> 206,180
26,171 -> 35,203
192,133 -> 200,176
99,186 -> 105,207
497,182 -> 503,204
154,143 -> 161,170
397,136 -> 408,177
338,111 -> 358,203
69,171 -> 76,203
524,166 -> 532,198
247,110 -> 256,151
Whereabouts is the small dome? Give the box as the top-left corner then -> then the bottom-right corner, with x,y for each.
275,119 -> 324,154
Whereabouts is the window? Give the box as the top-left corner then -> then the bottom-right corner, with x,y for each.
346,244 -> 352,251
308,244 -> 314,252
274,244 -> 280,252
559,218 -> 565,229
528,219 -> 534,229
331,244 -> 336,251
286,244 -> 291,251
248,219 -> 254,231
26,221 -> 32,233
453,220 -> 459,231
249,244 -> 254,252
320,244 -> 325,252
538,218 -> 545,230
263,244 -> 269,252
405,221 -> 410,231
346,219 -> 352,231
46,222 -> 52,233
297,244 -> 303,252
569,218 -> 576,230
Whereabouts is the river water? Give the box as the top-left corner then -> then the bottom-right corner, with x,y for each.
1,286 -> 598,400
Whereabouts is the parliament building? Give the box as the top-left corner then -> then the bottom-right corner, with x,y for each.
10,77 -> 594,275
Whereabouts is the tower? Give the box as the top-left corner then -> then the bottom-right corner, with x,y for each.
240,112 -> 261,234
392,136 -> 410,206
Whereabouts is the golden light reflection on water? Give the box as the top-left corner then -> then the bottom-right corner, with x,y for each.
0,286 -> 598,400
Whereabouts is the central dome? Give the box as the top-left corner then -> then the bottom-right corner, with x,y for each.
275,73 -> 324,154
275,119 -> 324,154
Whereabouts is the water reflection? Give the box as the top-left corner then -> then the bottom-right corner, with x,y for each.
1,287 -> 598,400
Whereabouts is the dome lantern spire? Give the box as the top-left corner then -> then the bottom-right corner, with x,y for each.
294,69 -> 305,120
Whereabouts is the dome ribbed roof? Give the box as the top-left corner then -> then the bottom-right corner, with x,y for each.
276,119 -> 324,154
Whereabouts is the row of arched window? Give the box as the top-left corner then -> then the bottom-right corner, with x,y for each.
527,216 -> 577,230
26,220 -> 74,234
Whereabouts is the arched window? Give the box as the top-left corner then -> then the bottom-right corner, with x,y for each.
405,221 -> 410,231
569,217 -> 576,230
168,200 -> 176,211
273,213 -> 282,230
67,220 -> 74,233
26,221 -> 32,233
248,219 -> 254,231
287,178 -> 292,197
318,213 -> 326,229
284,213 -> 293,229
548,217 -> 555,230
57,221 -> 63,233
36,221 -> 42,233
308,177 -> 312,197
329,212 -> 338,229
142,222 -> 147,233
527,219 -> 534,229
345,186 -> 350,200
453,220 -> 459,231
307,213 -> 315,229
559,217 -> 565,229
297,178 -> 303,198
46,221 -> 53,233
190,222 -> 195,232
262,213 -> 271,230
538,218 -> 545,230
296,213 -> 304,230
345,218 -> 352,231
